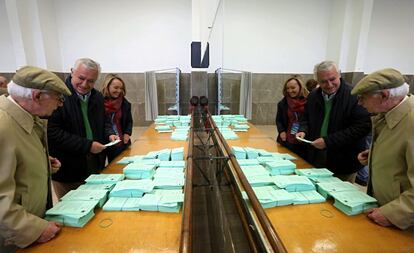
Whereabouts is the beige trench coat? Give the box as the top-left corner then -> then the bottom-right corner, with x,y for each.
0,96 -> 50,249
369,95 -> 414,230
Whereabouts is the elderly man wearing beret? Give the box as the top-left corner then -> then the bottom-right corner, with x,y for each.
47,58 -> 118,198
0,66 -> 71,252
352,68 -> 414,233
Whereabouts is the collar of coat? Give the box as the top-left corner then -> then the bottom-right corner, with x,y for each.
383,95 -> 413,129
0,95 -> 38,134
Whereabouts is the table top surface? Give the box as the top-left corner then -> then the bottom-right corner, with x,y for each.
20,123 -> 414,252
228,126 -> 414,253
20,127 -> 187,253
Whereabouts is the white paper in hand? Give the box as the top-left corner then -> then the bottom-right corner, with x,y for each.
104,139 -> 121,147
296,136 -> 313,144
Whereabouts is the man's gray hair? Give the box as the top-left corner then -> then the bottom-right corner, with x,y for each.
73,58 -> 101,75
388,83 -> 410,98
314,61 -> 340,80
7,81 -> 34,99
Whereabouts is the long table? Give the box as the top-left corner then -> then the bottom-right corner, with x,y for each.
20,127 -> 187,253
227,124 -> 414,253
20,123 -> 414,252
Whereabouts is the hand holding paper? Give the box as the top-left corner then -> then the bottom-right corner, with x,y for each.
104,139 -> 121,147
296,136 -> 313,144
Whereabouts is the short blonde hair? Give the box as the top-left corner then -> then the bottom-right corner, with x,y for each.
101,74 -> 126,98
282,74 -> 309,98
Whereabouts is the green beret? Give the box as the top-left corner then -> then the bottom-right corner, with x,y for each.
13,66 -> 71,96
351,68 -> 405,95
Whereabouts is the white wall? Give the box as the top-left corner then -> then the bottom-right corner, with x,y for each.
221,0 -> 331,73
0,0 -> 17,71
364,0 -> 414,74
1,0 -> 413,74
54,0 -> 192,72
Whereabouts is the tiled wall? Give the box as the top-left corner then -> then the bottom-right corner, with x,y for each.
1,71 -> 413,126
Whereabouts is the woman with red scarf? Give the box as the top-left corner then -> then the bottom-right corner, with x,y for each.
102,74 -> 133,163
276,75 -> 309,158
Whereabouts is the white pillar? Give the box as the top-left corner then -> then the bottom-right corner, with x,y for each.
326,0 -> 373,72
4,0 -> 62,70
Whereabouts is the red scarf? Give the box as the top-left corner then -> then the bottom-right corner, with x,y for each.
286,96 -> 306,143
104,96 -> 123,137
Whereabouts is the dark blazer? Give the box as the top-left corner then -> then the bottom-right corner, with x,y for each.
104,98 -> 133,136
275,97 -> 288,140
48,76 -> 107,182
104,97 -> 133,162
299,79 -> 371,174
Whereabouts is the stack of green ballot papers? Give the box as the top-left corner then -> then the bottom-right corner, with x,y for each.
159,160 -> 185,168
138,194 -> 161,211
241,165 -> 274,186
143,151 -> 158,159
330,190 -> 378,215
85,174 -> 125,184
264,160 -> 296,175
155,167 -> 185,177
295,168 -> 333,178
153,177 -> 184,189
77,182 -> 116,192
256,156 -> 283,165
308,176 -> 342,184
156,149 -> 171,161
157,192 -> 184,213
123,163 -> 156,179
219,128 -> 238,140
233,124 -> 249,132
268,152 -> 296,160
103,197 -> 141,211
155,125 -> 173,133
316,181 -> 359,199
289,190 -> 326,205
232,146 -> 246,159
116,155 -> 146,164
257,149 -> 273,157
272,175 -> 315,192
109,179 -> 154,198
171,147 -> 184,161
60,189 -> 108,207
154,117 -> 167,125
171,131 -> 188,141
249,186 -> 293,208
45,200 -> 97,227
244,147 -> 259,159
237,159 -> 260,166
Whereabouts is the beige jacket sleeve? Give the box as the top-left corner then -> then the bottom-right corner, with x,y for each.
0,118 -> 48,248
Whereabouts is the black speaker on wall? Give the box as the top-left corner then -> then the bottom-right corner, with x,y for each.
191,41 -> 209,68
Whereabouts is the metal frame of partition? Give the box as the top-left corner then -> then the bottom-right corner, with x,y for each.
215,68 -> 245,115
180,112 -> 194,253
180,108 -> 287,252
208,114 -> 287,253
153,67 -> 181,115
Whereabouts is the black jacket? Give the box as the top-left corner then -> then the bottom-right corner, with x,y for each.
48,76 -> 108,182
104,98 -> 133,137
275,97 -> 305,142
299,79 -> 371,174
276,97 -> 289,139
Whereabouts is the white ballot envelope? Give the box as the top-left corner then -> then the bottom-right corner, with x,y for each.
104,139 -> 121,147
296,136 -> 313,144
